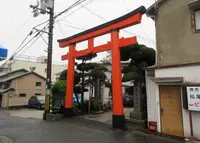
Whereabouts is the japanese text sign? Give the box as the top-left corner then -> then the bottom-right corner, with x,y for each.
186,86 -> 200,111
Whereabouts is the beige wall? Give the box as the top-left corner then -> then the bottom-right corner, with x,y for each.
9,60 -> 66,83
2,74 -> 46,107
156,0 -> 200,66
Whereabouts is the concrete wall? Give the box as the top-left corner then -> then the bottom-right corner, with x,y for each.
3,74 -> 46,107
156,0 -> 200,66
153,65 -> 200,138
9,60 -> 66,83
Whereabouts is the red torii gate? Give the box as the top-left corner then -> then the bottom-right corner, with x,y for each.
57,6 -> 146,130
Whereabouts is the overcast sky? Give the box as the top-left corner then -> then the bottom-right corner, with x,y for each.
0,0 -> 155,64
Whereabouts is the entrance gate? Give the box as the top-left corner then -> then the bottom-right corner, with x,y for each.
57,6 -> 146,129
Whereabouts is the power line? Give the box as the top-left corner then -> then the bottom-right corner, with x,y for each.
40,35 -> 48,45
54,0 -> 86,19
20,32 -> 45,54
82,5 -> 106,21
119,0 -> 129,11
0,26 -> 48,67
119,0 -> 155,43
1,15 -> 33,45
57,22 -> 65,37
34,0 -> 88,29
12,31 -> 33,55
1,0 -> 87,67
60,21 -> 86,30
74,4 -> 155,44
59,19 -> 87,29
56,0 -> 95,22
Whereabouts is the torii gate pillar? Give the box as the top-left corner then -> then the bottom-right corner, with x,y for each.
110,29 -> 125,128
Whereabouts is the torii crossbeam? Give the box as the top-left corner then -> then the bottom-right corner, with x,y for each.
57,6 -> 146,130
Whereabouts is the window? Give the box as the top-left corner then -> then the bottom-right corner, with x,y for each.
36,82 -> 42,86
194,10 -> 200,31
35,93 -> 41,96
45,68 -> 47,73
30,67 -> 36,71
19,93 -> 26,97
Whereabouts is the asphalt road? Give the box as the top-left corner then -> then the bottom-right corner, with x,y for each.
0,110 -> 184,143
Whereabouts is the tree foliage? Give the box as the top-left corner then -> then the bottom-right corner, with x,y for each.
51,80 -> 66,96
121,44 -> 155,82
59,69 -> 80,84
76,53 -> 97,61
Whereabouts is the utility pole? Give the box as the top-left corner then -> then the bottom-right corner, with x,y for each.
30,0 -> 54,120
43,0 -> 54,120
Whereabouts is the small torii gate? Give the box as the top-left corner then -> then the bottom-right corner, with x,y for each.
57,6 -> 146,130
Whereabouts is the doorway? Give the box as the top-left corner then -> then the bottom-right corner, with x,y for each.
159,85 -> 183,137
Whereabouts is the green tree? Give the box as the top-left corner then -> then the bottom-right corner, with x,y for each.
51,70 -> 82,111
121,44 -> 155,118
76,53 -> 97,114
121,44 -> 155,82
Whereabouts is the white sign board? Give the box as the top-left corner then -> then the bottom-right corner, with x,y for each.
186,86 -> 200,111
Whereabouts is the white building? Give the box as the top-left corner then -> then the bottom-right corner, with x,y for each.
146,0 -> 200,139
0,55 -> 66,83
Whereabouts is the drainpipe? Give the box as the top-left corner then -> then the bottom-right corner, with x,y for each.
189,111 -> 194,137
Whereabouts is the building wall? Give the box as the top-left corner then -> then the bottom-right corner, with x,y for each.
156,0 -> 200,66
4,74 -> 46,107
152,65 -> 200,138
145,70 -> 161,133
7,60 -> 66,83
1,92 -> 11,108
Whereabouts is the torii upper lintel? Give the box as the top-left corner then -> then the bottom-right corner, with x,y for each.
58,6 -> 146,47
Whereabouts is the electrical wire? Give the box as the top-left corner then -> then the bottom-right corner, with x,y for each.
0,26 -> 47,68
1,0 -> 87,68
78,4 -> 155,44
119,0 -> 129,11
54,0 -> 86,19
12,31 -> 33,55
20,32 -> 45,54
60,21 -> 86,31
40,35 -> 48,45
119,0 -> 155,43
34,0 -> 88,29
57,22 -> 65,37
1,15 -> 33,45
56,0 -> 95,22
59,19 -> 87,29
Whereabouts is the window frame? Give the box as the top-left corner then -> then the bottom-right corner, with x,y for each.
193,9 -> 200,32
30,67 -> 36,71
19,93 -> 26,97
35,82 -> 42,86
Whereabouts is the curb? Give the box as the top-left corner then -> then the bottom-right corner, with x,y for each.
132,131 -> 185,143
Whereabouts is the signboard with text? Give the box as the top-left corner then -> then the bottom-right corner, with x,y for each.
186,86 -> 200,111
